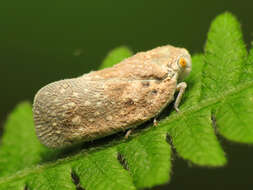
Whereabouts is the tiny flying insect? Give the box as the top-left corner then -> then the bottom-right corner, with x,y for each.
33,45 -> 192,148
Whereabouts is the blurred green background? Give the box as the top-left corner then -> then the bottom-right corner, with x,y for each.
1,0 -> 253,189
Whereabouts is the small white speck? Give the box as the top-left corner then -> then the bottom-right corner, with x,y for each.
137,113 -> 143,118
52,122 -> 57,127
143,54 -> 151,59
36,125 -> 42,129
54,98 -> 59,102
77,128 -> 85,132
96,102 -> 102,106
72,92 -> 79,97
35,110 -> 40,114
50,111 -> 57,116
68,102 -> 76,107
72,116 -> 81,125
60,88 -> 65,93
62,104 -> 68,109
94,93 -> 100,98
89,118 -> 95,122
106,116 -> 113,121
95,111 -> 100,116
71,132 -> 81,138
84,101 -> 91,106
62,83 -> 68,89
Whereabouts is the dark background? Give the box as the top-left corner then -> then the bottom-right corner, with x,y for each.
1,0 -> 253,189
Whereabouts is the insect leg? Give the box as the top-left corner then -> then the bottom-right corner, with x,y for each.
153,118 -> 158,126
174,82 -> 187,112
124,129 -> 133,139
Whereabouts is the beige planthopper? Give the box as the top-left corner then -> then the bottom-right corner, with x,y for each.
33,45 -> 192,148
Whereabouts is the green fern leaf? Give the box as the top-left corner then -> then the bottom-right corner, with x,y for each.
202,12 -> 253,143
0,12 -> 253,190
100,46 -> 133,69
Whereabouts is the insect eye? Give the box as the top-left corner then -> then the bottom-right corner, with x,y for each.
178,57 -> 187,68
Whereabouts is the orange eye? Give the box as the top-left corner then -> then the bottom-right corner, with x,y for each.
179,58 -> 187,68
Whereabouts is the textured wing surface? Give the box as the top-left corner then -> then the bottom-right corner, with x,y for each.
33,76 -> 176,148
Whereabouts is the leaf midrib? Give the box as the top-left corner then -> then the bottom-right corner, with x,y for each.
0,80 -> 252,185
